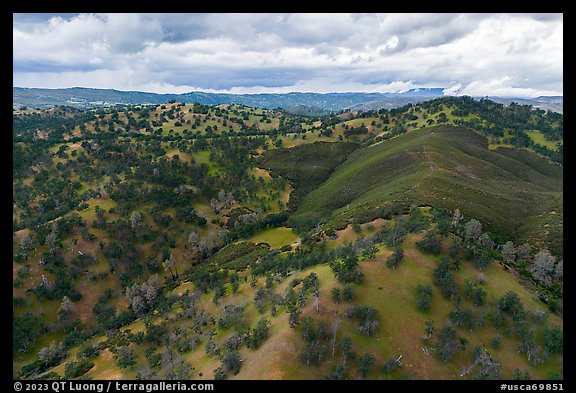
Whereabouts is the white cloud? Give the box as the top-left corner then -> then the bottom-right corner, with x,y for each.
453,77 -> 561,98
225,79 -> 420,94
13,13 -> 563,97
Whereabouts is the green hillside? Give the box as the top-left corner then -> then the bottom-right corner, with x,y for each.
25,225 -> 564,381
258,141 -> 359,210
290,126 -> 562,254
13,98 -> 563,380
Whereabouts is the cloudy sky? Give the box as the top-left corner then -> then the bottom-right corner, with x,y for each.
13,13 -> 563,97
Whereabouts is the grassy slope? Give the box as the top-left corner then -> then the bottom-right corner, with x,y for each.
247,227 -> 299,249
525,130 -> 561,151
47,233 -> 561,380
258,141 -> 360,211
291,126 -> 562,250
237,234 -> 561,380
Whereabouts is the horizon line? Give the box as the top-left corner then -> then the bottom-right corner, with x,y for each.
13,86 -> 563,99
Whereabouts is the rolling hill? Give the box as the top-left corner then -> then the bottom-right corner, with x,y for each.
288,126 -> 562,255
258,141 -> 360,211
12,98 -> 563,381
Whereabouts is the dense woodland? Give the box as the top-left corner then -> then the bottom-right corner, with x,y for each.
13,97 -> 563,380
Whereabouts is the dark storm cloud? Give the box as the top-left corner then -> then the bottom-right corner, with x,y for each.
13,13 -> 80,25
13,60 -> 101,73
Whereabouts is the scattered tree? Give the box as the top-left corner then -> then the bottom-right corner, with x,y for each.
342,284 -> 356,302
529,250 -> 557,286
424,319 -> 435,340
163,253 -> 179,280
501,241 -> 515,263
416,284 -> 433,312
542,326 -> 563,354
19,234 -> 33,260
433,257 -> 458,299
116,346 -> 137,369
331,287 -> 341,304
130,210 -> 143,231
136,366 -> 158,380
358,353 -> 375,378
346,305 -> 379,336
416,230 -> 442,254
339,335 -> 355,367
435,324 -> 459,363
386,245 -> 404,269
464,219 -> 482,243
221,350 -> 242,375
57,296 -> 73,322
125,274 -> 161,315
245,317 -> 270,349
471,346 -> 502,379
516,243 -> 532,262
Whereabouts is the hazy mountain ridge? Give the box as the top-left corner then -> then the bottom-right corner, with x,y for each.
12,87 -> 443,111
488,97 -> 563,114
14,87 -> 562,114
349,96 -> 563,114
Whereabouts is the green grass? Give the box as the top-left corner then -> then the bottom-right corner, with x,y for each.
275,132 -> 336,149
35,230 -> 562,380
324,218 -> 387,249
13,328 -> 65,371
258,141 -> 359,211
78,198 -> 118,223
191,201 -> 220,238
247,227 -> 299,249
251,232 -> 562,379
247,167 -> 292,214
245,114 -> 280,131
526,130 -> 562,151
277,234 -> 561,379
13,99 -> 563,381
291,126 -> 562,251
342,117 -> 378,128
190,151 -> 219,175
47,143 -> 65,153
165,148 -> 192,162
208,241 -> 270,270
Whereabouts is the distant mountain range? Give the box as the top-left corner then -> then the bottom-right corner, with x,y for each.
487,96 -> 563,114
13,87 -> 562,114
